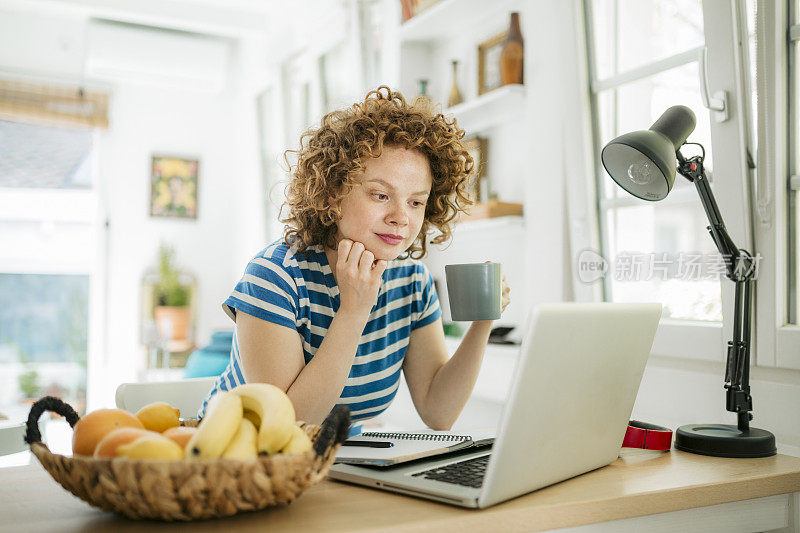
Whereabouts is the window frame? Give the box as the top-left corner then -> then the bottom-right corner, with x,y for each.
755,0 -> 800,370
578,0 -> 756,363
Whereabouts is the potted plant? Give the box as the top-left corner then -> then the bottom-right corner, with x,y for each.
17,348 -> 46,414
153,244 -> 192,341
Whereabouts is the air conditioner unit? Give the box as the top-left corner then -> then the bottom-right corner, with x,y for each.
85,19 -> 231,92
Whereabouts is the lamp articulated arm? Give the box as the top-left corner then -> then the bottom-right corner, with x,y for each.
675,149 -> 754,281
675,146 -> 755,431
602,105 -> 775,455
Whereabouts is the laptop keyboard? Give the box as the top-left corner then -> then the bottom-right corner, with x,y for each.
410,454 -> 490,488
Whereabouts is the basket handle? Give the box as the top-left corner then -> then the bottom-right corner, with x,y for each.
24,396 -> 80,445
313,404 -> 350,457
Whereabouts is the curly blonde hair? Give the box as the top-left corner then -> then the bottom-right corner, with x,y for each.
281,86 -> 474,259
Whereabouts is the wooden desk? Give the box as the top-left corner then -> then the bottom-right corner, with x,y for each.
0,448 -> 798,533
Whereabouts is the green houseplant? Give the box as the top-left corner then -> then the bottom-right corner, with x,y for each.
153,244 -> 192,341
18,368 -> 40,399
156,244 -> 190,307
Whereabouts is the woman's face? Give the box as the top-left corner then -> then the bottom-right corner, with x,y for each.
334,145 -> 433,261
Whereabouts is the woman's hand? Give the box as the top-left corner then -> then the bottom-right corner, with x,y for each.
335,239 -> 388,318
500,274 -> 511,313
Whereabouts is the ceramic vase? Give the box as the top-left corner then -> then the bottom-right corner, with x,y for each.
500,12 -> 524,86
447,60 -> 463,107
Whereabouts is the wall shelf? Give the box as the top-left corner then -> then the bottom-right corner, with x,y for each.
399,0 -> 531,331
400,0 -> 519,43
444,84 -> 525,134
455,215 -> 524,233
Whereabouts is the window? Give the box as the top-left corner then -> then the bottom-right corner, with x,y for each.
760,0 -> 800,369
587,0 -> 720,321
790,1 -> 800,324
0,119 -> 97,421
0,273 -> 89,410
0,120 -> 93,189
583,1 -> 755,360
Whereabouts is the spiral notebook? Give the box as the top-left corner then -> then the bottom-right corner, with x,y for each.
334,429 -> 496,466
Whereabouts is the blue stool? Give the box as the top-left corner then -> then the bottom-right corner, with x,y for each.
183,331 -> 233,378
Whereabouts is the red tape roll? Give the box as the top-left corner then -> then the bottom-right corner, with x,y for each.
622,420 -> 672,451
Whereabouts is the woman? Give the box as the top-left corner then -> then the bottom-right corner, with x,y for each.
199,87 -> 511,433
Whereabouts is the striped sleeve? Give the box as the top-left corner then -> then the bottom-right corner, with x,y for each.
411,263 -> 441,330
221,255 -> 299,330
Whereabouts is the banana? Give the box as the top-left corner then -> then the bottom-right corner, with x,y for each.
185,391 -> 243,459
242,409 -> 261,428
280,424 -> 313,454
230,383 -> 295,455
221,418 -> 258,460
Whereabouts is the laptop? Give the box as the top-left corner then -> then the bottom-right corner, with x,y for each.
328,302 -> 662,508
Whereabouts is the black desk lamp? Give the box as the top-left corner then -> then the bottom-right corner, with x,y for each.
601,106 -> 776,458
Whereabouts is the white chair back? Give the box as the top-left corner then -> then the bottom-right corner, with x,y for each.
0,422 -> 27,456
115,377 -> 216,419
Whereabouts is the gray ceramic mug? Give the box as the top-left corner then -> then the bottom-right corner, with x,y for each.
445,262 -> 502,321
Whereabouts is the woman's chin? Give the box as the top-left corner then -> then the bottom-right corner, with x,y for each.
372,251 -> 398,262
367,240 -> 404,261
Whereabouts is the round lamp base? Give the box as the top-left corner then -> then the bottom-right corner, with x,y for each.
675,424 -> 776,458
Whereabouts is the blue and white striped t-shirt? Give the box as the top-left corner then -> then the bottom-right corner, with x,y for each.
197,240 -> 441,425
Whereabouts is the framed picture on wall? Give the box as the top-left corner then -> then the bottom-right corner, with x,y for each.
463,136 -> 487,202
478,31 -> 507,95
150,155 -> 199,219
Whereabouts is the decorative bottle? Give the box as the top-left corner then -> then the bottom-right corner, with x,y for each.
500,12 -> 524,86
447,60 -> 463,107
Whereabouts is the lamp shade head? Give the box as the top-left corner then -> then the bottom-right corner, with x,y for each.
600,130 -> 676,201
600,105 -> 696,202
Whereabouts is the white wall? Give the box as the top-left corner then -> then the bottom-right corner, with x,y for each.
0,6 -> 273,409
95,84 -> 242,405
635,357 -> 800,457
229,37 -> 272,271
92,37 -> 278,408
0,8 -> 85,79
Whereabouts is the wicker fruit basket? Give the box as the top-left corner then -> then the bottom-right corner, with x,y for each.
24,396 -> 350,521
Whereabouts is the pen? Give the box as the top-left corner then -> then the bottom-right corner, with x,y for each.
342,440 -> 394,448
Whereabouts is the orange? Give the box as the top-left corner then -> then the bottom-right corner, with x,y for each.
162,426 -> 198,450
72,409 -> 145,456
93,427 -> 152,458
